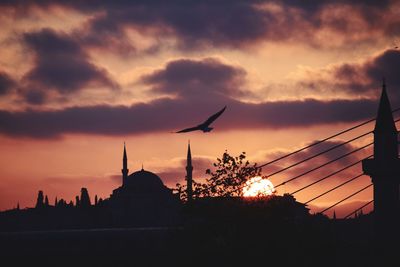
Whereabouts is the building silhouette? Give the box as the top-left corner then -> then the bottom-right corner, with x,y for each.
186,141 -> 193,203
108,143 -> 180,227
362,80 -> 400,237
0,143 -> 182,230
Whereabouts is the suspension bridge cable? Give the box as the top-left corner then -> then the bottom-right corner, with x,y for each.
261,116 -> 398,178
343,200 -> 374,219
304,173 -> 365,204
319,184 -> 373,214
190,112 -> 399,199
261,112 -> 398,183
194,135 -> 372,197
233,117 -> 398,195
290,154 -> 371,196
226,143 -> 372,196
264,131 -> 372,179
273,142 -> 372,189
257,107 -> 400,169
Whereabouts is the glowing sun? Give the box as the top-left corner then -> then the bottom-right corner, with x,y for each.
243,176 -> 275,197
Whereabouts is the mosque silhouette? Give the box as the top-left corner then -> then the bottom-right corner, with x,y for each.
0,143 -> 182,230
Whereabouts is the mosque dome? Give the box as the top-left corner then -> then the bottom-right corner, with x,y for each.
124,169 -> 165,192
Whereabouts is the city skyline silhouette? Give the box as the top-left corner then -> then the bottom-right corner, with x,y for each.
1,2 -> 400,215
0,1 -> 399,266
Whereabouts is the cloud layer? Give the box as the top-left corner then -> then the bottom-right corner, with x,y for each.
17,29 -> 119,104
1,0 -> 398,52
0,0 -> 398,138
0,71 -> 15,95
23,29 -> 118,93
0,57 -> 381,138
298,49 -> 400,106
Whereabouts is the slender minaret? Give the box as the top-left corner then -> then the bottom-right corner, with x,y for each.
362,79 -> 400,236
122,142 -> 129,186
186,141 -> 193,202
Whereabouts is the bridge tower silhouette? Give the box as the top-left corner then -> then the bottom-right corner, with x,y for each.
362,80 -> 400,237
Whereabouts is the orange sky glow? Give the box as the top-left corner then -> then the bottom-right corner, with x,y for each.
1,1 -> 399,219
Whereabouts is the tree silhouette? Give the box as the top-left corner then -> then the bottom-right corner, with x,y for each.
176,151 -> 265,200
75,196 -> 80,207
80,187 -> 91,208
35,190 -> 44,208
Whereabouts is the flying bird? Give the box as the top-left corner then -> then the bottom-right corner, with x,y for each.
176,106 -> 227,133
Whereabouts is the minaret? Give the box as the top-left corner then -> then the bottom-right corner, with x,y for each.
186,141 -> 193,202
362,80 -> 400,236
373,79 -> 398,160
122,142 -> 129,186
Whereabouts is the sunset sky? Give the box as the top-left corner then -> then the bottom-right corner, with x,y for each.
0,0 -> 399,217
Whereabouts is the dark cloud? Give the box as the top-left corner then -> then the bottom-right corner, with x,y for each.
0,71 -> 16,95
80,0 -> 399,50
0,96 -> 379,139
333,63 -> 362,82
22,89 -> 47,105
280,0 -> 390,9
365,50 -> 400,89
280,0 -> 391,28
0,57 -> 382,138
2,1 -> 397,52
300,49 -> 400,107
71,1 -> 276,51
22,29 -> 118,95
141,58 -> 248,99
333,49 -> 400,95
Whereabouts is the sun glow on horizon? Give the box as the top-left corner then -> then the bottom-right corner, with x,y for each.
243,176 -> 275,197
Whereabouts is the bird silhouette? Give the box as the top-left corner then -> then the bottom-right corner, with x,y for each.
175,106 -> 226,133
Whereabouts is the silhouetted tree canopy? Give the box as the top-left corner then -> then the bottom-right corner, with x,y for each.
44,195 -> 49,206
176,151 -> 266,200
80,188 -> 91,208
35,190 -> 44,208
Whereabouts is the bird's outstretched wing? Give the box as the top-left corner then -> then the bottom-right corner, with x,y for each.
201,106 -> 226,127
174,105 -> 227,133
176,125 -> 201,133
